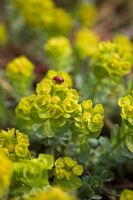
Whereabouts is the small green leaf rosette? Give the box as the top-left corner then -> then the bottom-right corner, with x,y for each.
79,166 -> 113,199
54,157 -> 83,191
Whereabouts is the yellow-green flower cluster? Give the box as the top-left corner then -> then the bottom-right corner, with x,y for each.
16,70 -> 104,137
120,189 -> 133,200
51,8 -> 72,35
74,27 -> 99,59
118,91 -> 133,127
7,56 -> 34,81
113,34 -> 133,52
0,151 -> 13,198
0,128 -> 30,161
0,24 -> 8,45
91,41 -> 133,77
27,187 -> 75,200
16,70 -> 77,135
12,154 -> 54,191
13,0 -> 55,29
55,157 -> 83,180
74,100 -> 104,137
6,56 -> 34,97
44,37 -> 73,71
76,4 -> 97,27
13,0 -> 72,35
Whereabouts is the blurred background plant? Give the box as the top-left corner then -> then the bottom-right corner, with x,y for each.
0,0 -> 133,200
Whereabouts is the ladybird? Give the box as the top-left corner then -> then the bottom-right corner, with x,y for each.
53,76 -> 64,84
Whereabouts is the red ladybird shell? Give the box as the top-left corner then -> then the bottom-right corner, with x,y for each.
53,76 -> 64,84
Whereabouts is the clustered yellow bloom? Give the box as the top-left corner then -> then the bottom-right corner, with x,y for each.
118,91 -> 133,127
74,100 -> 104,137
74,27 -> 99,59
13,0 -> 55,29
0,128 -> 30,161
6,56 -> 34,97
0,151 -> 13,198
51,8 -> 72,35
76,4 -> 97,27
13,0 -> 72,34
7,56 -> 34,81
16,70 -> 78,136
12,154 -> 54,191
27,187 -> 75,200
16,70 -> 104,137
55,157 -> 83,180
0,24 -> 8,45
120,189 -> 133,200
113,34 -> 133,52
44,37 -> 73,71
91,41 -> 133,77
